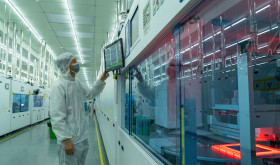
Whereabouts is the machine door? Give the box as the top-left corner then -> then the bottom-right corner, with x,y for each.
0,77 -> 11,135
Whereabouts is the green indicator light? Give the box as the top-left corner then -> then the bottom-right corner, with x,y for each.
153,6 -> 155,10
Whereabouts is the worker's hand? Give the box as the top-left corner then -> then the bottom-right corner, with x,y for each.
100,71 -> 109,81
64,140 -> 75,155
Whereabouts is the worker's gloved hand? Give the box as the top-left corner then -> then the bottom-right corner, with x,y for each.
100,71 -> 109,81
64,139 -> 75,155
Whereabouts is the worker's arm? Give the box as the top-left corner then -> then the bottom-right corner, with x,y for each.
82,71 -> 108,99
50,83 -> 72,143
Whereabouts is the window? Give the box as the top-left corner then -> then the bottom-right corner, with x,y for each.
122,0 -> 280,164
125,32 -> 179,164
13,94 -> 29,113
17,44 -> 20,54
130,7 -> 139,47
22,48 -> 28,59
9,38 -> 12,49
0,30 -> 3,44
34,95 -> 44,107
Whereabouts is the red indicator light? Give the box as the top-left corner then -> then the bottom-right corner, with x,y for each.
212,143 -> 280,159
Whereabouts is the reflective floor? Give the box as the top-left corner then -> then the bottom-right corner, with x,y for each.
0,116 -> 109,165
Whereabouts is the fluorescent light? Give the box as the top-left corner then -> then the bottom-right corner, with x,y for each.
256,5 -> 270,14
192,43 -> 199,47
6,0 -> 56,59
46,46 -> 56,60
272,26 -> 278,30
153,65 -> 161,70
226,43 -> 237,49
258,44 -> 268,50
255,55 -> 266,59
181,48 -> 190,54
183,59 -> 198,65
203,36 -> 212,42
258,29 -> 270,36
64,0 -> 88,85
224,26 -> 231,31
232,18 -> 246,26
238,37 -> 251,43
64,0 -> 84,64
83,68 -> 89,87
204,52 -> 214,58
256,62 -> 268,66
214,31 -> 221,36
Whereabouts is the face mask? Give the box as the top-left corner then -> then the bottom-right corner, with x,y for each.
71,63 -> 80,74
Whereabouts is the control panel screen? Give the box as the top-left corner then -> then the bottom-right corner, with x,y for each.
104,38 -> 125,72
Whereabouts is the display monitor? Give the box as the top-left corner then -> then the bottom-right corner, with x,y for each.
104,38 -> 125,72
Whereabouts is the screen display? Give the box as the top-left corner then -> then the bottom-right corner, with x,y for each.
104,38 -> 124,72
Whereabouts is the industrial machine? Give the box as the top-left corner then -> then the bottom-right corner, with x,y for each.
0,75 -> 11,136
43,88 -> 50,120
11,80 -> 31,131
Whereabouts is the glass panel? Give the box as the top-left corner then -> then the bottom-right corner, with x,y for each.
179,0 -> 280,164
22,61 -> 27,71
17,44 -> 20,54
123,74 -> 130,131
20,95 -> 29,112
22,48 -> 28,59
124,0 -> 280,164
130,32 -> 179,164
13,94 -> 29,113
34,95 -> 43,107
9,38 -> 12,49
12,94 -> 21,113
131,7 -> 139,47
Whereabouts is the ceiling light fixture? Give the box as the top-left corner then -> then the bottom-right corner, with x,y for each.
231,18 -> 246,27
83,68 -> 89,87
64,0 -> 84,64
256,5 -> 270,14
6,0 -> 56,59
64,0 -> 88,86
258,44 -> 268,50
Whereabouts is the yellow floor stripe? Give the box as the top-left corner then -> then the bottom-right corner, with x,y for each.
0,122 -> 43,143
94,115 -> 104,165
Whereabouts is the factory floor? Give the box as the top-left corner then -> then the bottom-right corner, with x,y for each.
0,115 -> 109,165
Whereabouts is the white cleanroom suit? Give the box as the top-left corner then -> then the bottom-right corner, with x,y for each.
50,52 -> 106,165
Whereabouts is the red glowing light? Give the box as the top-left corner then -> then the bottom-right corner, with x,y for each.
212,143 -> 280,159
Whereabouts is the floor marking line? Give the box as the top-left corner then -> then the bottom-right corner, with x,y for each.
94,115 -> 104,165
0,122 -> 44,143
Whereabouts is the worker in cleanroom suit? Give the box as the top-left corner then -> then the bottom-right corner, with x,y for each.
50,52 -> 109,165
